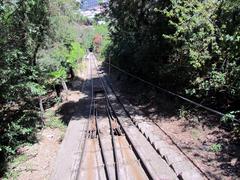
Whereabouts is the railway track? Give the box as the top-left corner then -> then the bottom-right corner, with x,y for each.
69,53 -> 205,180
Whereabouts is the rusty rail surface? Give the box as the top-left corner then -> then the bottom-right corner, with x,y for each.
75,53 -> 204,180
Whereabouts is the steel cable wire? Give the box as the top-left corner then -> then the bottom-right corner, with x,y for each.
103,61 -> 240,124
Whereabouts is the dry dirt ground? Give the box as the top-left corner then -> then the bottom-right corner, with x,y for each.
12,128 -> 63,180
158,119 -> 239,179
109,68 -> 240,180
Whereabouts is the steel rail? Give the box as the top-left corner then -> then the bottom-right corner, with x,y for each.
70,57 -> 89,180
76,54 -> 208,179
93,57 -> 157,180
105,101 -> 120,180
104,76 -> 210,180
92,101 -> 102,179
94,100 -> 111,180
92,56 -> 121,180
101,58 -> 209,179
100,59 -> 209,179
75,55 -> 95,180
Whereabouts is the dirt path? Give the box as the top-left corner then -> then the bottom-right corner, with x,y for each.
14,128 -> 63,180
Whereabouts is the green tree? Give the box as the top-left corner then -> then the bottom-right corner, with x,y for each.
0,0 -> 86,175
0,0 -> 49,174
106,0 -> 240,122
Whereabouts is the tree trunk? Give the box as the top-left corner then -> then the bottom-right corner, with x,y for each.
39,97 -> 45,126
54,84 -> 61,97
62,80 -> 68,91
69,67 -> 75,79
33,43 -> 40,66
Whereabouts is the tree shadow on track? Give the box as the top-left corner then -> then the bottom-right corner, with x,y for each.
57,98 -> 90,125
56,76 -> 93,125
56,74 -> 127,125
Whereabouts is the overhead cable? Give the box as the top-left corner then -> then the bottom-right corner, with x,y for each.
104,61 -> 240,123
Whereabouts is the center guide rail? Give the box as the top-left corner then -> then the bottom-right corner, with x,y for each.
91,54 -> 181,180
75,53 -> 204,180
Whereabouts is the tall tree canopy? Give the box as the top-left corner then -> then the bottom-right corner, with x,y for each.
0,0 -> 85,175
106,0 -> 240,114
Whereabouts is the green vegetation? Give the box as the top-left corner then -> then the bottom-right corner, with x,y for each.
1,0 -> 239,177
0,0 -> 87,175
106,0 -> 240,126
2,153 -> 29,180
210,143 -> 222,153
80,23 -> 110,58
45,110 -> 66,131
2,169 -> 19,180
0,0 -> 108,175
179,106 -> 191,119
94,24 -> 110,58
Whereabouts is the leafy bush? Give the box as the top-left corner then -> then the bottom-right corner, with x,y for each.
210,143 -> 222,153
0,0 -> 86,176
106,0 -> 240,122
79,23 -> 109,57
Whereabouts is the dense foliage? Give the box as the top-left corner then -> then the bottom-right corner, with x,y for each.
0,0 -> 85,175
106,0 -> 240,116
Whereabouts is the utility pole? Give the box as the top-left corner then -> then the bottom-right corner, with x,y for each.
109,56 -> 111,77
39,97 -> 45,126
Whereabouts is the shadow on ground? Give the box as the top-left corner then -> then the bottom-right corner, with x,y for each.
56,74 -> 129,126
102,64 -> 240,179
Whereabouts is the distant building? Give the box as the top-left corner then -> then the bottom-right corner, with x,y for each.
81,0 -> 108,11
80,0 -> 108,20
